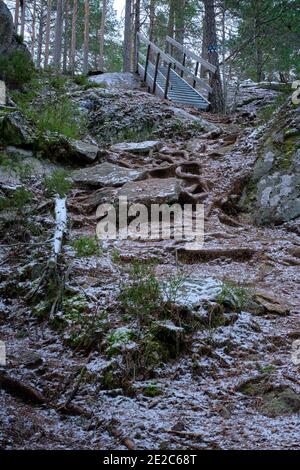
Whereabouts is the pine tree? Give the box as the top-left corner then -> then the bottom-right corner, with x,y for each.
123,0 -> 132,72
83,0 -> 90,74
53,0 -> 63,70
70,0 -> 78,74
203,0 -> 224,113
98,0 -> 107,70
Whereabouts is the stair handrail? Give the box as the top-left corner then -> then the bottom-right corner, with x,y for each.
165,36 -> 216,74
137,33 -> 212,94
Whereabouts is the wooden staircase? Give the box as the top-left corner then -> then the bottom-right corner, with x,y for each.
136,34 -> 216,111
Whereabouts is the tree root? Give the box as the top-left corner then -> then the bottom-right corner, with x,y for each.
0,371 -> 46,405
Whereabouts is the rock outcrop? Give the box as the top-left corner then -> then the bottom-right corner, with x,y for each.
0,111 -> 36,147
0,0 -> 30,57
72,162 -> 146,187
240,100 -> 300,225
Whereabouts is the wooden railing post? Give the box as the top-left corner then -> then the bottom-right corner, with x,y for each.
164,62 -> 172,99
153,52 -> 161,94
193,62 -> 199,88
144,44 -> 151,83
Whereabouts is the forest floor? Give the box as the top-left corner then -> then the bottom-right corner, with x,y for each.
0,76 -> 300,450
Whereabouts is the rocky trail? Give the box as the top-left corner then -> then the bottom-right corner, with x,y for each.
0,74 -> 300,450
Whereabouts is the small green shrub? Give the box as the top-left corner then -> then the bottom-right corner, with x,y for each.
0,50 -> 34,89
43,169 -> 72,197
49,74 -> 66,91
0,187 -> 33,211
106,327 -> 135,357
142,384 -> 163,398
73,75 -> 89,87
119,261 -> 162,319
54,294 -> 109,349
25,96 -> 86,139
71,236 -> 102,257
216,282 -> 252,312
0,152 -> 33,181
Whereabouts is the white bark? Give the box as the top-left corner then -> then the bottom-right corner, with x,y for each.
52,197 -> 67,262
0,81 -> 6,106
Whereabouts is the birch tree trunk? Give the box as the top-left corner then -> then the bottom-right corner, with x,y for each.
44,0 -> 51,68
63,0 -> 70,73
203,0 -> 224,113
83,0 -> 90,75
70,0 -> 78,75
53,0 -> 63,71
98,0 -> 107,71
123,0 -> 132,72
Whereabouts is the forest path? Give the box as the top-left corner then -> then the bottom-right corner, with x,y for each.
1,82 -> 300,450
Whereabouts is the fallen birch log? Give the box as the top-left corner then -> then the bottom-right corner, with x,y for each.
51,196 -> 67,263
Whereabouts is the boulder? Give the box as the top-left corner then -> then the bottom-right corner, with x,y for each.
162,278 -> 223,310
0,0 -> 31,57
88,72 -> 142,90
41,134 -> 100,164
0,0 -> 13,55
115,177 -> 182,207
240,101 -> 300,224
255,289 -> 290,316
0,111 -> 36,146
110,140 -> 163,155
151,320 -> 185,357
72,162 -> 146,188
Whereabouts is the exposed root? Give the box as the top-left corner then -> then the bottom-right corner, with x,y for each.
218,212 -> 244,227
0,371 -> 46,405
175,162 -> 211,193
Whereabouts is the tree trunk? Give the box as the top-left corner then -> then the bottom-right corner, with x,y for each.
98,0 -> 107,71
31,0 -> 37,58
83,0 -> 90,75
166,0 -> 175,54
70,0 -> 78,75
254,0 -> 263,82
174,0 -> 185,45
200,12 -> 208,78
63,0 -> 70,73
20,0 -> 26,38
203,0 -> 224,113
149,0 -> 155,42
44,0 -> 51,68
221,2 -> 227,111
123,0 -> 132,72
53,0 -> 63,71
36,2 -> 44,69
133,0 -> 140,73
14,0 -> 20,32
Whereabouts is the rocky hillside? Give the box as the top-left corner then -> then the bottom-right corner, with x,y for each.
1,72 -> 300,450
241,100 -> 300,226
